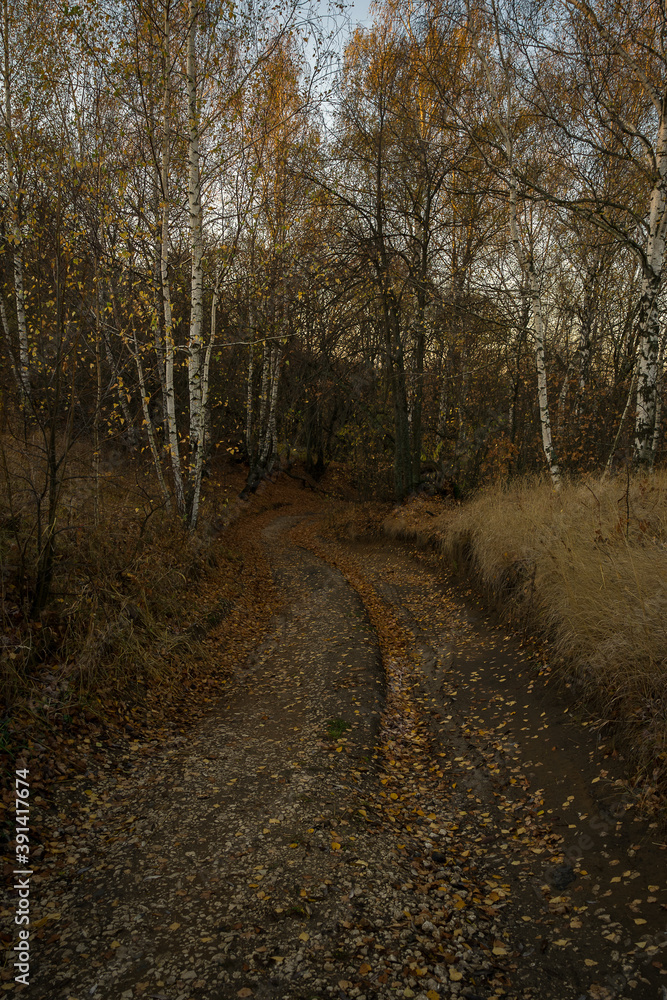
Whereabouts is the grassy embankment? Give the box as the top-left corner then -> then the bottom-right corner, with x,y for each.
383,472 -> 667,801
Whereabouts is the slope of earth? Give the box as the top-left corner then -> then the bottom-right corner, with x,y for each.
2,492 -> 666,1000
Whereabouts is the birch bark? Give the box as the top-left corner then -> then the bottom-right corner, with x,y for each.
160,1 -> 185,515
2,0 -> 30,405
245,304 -> 255,459
633,113 -> 667,466
189,266 -> 220,529
477,37 -> 561,488
187,0 -> 204,488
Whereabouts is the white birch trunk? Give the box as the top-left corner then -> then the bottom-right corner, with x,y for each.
630,93 -> 667,465
246,347 -> 254,459
189,268 -> 220,530
160,2 -> 185,516
529,266 -> 560,486
476,39 -> 560,488
2,0 -> 29,404
187,0 -> 204,486
633,113 -> 667,466
93,267 -> 102,525
258,340 -> 270,434
508,180 -> 560,487
0,291 -> 18,387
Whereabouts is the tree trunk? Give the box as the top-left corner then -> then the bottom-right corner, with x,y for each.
633,113 -> 667,467
189,266 -> 220,530
508,177 -> 560,488
650,331 -> 666,469
132,321 -> 172,511
187,0 -> 204,497
2,0 -> 30,406
633,268 -> 662,466
160,1 -> 185,515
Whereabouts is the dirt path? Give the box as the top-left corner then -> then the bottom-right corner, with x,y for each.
338,537 -> 667,1000
5,505 -> 667,1000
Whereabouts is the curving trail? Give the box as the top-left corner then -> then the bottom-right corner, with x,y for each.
17,504 -> 667,1000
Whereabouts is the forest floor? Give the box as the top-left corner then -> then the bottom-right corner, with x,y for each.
3,484 -> 667,1000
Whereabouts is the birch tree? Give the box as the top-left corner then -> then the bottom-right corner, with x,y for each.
471,23 -> 561,487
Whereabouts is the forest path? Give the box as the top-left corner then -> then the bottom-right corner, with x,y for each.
22,503 -> 667,1000
321,533 -> 667,1000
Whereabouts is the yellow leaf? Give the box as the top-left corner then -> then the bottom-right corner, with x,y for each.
427,993 -> 440,1000
299,932 -> 309,942
635,918 -> 647,925
584,959 -> 598,967
331,842 -> 341,850
449,968 -> 463,981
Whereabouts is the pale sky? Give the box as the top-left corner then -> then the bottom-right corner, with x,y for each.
346,0 -> 373,28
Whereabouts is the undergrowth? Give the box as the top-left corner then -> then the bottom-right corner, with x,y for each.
0,449 -> 245,750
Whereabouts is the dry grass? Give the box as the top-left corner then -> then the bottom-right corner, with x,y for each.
0,434 -> 246,731
384,473 -> 667,792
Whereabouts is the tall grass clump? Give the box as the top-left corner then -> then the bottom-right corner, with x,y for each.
436,472 -> 667,783
0,433 -> 229,728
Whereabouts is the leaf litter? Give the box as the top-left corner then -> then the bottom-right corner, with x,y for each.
1,487 -> 665,1000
